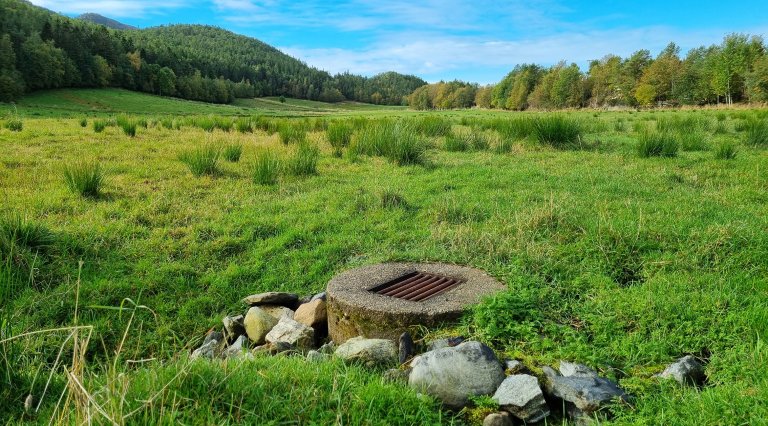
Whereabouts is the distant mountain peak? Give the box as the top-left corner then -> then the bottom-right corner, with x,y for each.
77,13 -> 137,30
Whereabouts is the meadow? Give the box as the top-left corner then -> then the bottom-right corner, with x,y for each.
1,90 -> 767,424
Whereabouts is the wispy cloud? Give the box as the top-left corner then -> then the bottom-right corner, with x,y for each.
30,0 -> 191,18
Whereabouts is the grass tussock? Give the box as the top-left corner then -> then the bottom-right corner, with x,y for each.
222,144 -> 243,162
637,131 -> 679,158
179,145 -> 220,176
4,117 -> 23,132
413,116 -> 452,137
532,116 -> 583,148
287,142 -> 320,176
714,142 -> 737,160
252,150 -> 282,185
235,117 -> 253,133
326,121 -> 353,157
744,119 -> 768,146
350,120 -> 427,165
116,115 -> 137,137
63,161 -> 105,198
92,119 -> 108,133
278,123 -> 307,145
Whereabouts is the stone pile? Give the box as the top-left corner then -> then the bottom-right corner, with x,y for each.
190,291 -> 708,424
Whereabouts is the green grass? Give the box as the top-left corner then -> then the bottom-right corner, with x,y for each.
63,161 -> 105,198
222,144 -> 243,162
326,121 -> 353,156
287,142 -> 320,176
637,130 -> 679,158
714,142 -> 737,160
744,118 -> 768,146
351,120 -> 427,165
4,117 -> 23,131
179,145 -> 221,176
531,115 -> 583,148
3,107 -> 768,424
278,123 -> 307,145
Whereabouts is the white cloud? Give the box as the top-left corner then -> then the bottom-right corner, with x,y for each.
29,0 -> 189,18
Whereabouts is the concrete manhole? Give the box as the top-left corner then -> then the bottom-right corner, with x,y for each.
327,263 -> 506,343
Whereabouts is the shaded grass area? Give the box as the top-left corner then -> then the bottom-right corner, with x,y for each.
1,109 -> 768,424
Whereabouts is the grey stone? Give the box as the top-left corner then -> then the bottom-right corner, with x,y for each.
318,341 -> 336,355
224,335 -> 250,358
408,341 -> 505,409
382,368 -> 411,385
335,336 -> 397,366
310,291 -> 327,302
426,336 -> 465,352
543,366 -> 627,417
24,394 -> 34,413
243,292 -> 299,307
483,412 -> 513,426
266,317 -> 315,349
560,361 -> 598,378
504,360 -> 525,374
244,306 -> 278,345
294,299 -> 327,328
399,332 -> 415,364
260,304 -> 295,321
222,315 -> 245,340
253,341 -> 296,356
191,338 -> 219,360
306,350 -> 326,362
203,330 -> 223,346
492,374 -> 550,423
657,355 -> 706,386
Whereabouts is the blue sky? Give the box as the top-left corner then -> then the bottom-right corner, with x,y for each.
30,0 -> 768,84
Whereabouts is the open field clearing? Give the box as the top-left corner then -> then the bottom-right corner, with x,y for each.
1,103 -> 768,424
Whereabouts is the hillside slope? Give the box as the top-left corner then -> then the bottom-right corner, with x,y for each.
77,13 -> 137,30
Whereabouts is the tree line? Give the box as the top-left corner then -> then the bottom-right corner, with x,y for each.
0,0 -> 426,104
409,34 -> 768,110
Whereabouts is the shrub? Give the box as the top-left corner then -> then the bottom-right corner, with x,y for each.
287,142 -> 320,176
179,145 -> 220,176
222,144 -> 243,162
93,119 -> 108,133
744,119 -> 768,146
278,123 -> 307,145
252,150 -> 282,185
4,117 -> 22,132
636,131 -> 678,158
326,121 -> 353,157
63,161 -> 105,198
714,142 -> 737,160
531,116 -> 583,148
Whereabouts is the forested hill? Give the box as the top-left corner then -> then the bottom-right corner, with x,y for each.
0,0 -> 426,104
77,13 -> 137,31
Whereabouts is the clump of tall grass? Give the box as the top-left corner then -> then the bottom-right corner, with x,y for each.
744,119 -> 768,146
445,130 -> 489,152
79,118 -> 88,128
214,116 -> 233,132
252,150 -> 282,185
326,121 -> 353,157
677,131 -> 708,151
657,115 -> 709,134
179,145 -> 220,176
287,142 -> 320,176
413,116 -> 452,137
194,116 -> 216,132
714,142 -> 737,160
253,116 -> 279,134
160,118 -> 175,130
444,133 -> 469,152
116,115 -> 137,137
278,123 -> 307,145
350,120 -> 426,166
636,131 -> 678,158
4,117 -> 22,132
486,117 -> 533,140
93,119 -> 108,133
63,161 -> 105,198
222,144 -> 243,162
531,116 -> 583,149
235,117 -> 253,133
614,119 -> 627,132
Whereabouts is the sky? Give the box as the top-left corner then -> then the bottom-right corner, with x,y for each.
29,0 -> 768,84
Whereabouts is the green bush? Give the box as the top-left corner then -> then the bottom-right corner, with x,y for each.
63,161 -> 105,198
714,142 -> 737,160
179,145 -> 220,176
222,144 -> 243,162
636,131 -> 679,158
253,150 -> 282,185
532,116 -> 583,148
287,142 -> 320,176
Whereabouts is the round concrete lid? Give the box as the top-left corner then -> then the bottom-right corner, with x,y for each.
327,262 -> 507,318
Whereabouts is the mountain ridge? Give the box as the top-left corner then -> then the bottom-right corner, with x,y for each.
77,13 -> 138,30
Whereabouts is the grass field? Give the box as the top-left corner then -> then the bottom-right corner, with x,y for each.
1,90 -> 768,424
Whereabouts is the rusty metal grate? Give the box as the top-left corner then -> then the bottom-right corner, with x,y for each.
369,271 -> 465,302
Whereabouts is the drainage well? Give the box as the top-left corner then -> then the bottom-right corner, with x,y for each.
327,263 -> 506,343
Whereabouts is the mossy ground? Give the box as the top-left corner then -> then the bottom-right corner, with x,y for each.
1,94 -> 767,424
